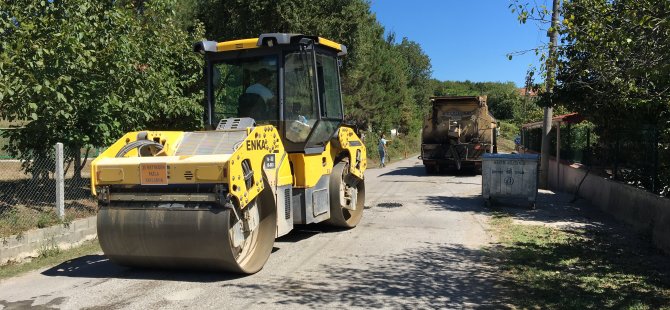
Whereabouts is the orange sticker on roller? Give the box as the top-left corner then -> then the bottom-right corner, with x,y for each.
140,163 -> 168,185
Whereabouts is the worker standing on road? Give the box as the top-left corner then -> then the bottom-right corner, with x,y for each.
514,134 -> 522,153
378,133 -> 388,168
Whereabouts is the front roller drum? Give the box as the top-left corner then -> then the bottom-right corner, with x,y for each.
326,159 -> 365,228
97,196 -> 276,274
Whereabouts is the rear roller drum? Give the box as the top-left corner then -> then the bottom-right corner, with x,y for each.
326,159 -> 365,228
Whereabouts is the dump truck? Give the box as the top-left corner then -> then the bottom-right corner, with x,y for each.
90,33 -> 367,274
421,96 -> 497,174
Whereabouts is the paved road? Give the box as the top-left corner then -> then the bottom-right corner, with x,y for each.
0,157 -> 505,309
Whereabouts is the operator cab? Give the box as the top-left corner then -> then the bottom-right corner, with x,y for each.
194,33 -> 347,154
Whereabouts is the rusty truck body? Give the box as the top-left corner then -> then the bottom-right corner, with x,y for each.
421,96 -> 497,174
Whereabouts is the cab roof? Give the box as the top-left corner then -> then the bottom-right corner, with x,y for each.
194,33 -> 347,56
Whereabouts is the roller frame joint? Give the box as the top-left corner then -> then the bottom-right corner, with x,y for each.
97,186 -> 110,205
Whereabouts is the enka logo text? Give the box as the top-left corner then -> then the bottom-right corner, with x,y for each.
246,139 -> 268,151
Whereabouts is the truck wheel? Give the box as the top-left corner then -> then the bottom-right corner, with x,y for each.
424,163 -> 437,175
326,159 -> 365,228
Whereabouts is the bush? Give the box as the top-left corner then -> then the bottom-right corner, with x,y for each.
498,121 -> 520,140
36,212 -> 59,229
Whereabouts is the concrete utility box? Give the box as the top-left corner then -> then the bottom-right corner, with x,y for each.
482,153 -> 539,208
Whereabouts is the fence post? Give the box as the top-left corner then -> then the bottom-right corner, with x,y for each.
585,127 -> 591,165
614,133 -> 620,180
556,122 -> 561,188
653,126 -> 659,194
55,142 -> 65,220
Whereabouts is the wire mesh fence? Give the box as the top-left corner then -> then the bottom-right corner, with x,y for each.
521,122 -> 668,197
0,145 -> 97,238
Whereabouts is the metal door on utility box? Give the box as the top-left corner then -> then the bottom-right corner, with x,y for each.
482,154 -> 539,206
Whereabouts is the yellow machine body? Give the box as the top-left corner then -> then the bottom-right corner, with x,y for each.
91,125 -> 365,209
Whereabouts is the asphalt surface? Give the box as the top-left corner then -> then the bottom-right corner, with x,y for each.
0,157 -> 506,309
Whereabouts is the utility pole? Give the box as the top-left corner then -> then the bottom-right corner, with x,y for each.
540,0 -> 561,189
524,68 -> 534,118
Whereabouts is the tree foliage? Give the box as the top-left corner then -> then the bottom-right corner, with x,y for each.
192,0 -> 433,134
556,0 -> 670,126
0,0 -> 204,177
431,80 -> 530,121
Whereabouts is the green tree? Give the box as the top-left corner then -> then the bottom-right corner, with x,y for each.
557,0 -> 669,125
430,80 -> 527,121
394,37 -> 433,133
0,0 -> 204,178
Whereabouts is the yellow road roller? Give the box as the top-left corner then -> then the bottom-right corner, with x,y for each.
90,33 -> 367,274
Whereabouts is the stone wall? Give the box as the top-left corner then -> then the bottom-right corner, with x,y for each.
1,216 -> 97,265
548,159 -> 670,253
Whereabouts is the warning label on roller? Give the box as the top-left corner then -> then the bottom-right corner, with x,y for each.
140,163 -> 168,185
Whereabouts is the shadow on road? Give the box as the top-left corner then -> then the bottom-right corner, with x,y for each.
40,226 -> 331,282
424,195 -> 486,213
276,227 -> 322,243
40,255 -> 245,282
378,165 -> 426,177
423,191 -> 609,228
221,242 -> 514,308
378,164 -> 481,178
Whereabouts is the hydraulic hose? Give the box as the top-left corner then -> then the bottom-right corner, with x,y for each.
115,140 -> 164,157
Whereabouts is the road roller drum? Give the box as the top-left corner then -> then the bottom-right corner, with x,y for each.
97,199 -> 276,273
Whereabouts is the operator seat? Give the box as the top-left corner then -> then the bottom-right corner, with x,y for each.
238,93 -> 267,122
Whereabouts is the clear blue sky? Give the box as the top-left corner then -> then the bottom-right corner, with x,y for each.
370,1 -> 549,87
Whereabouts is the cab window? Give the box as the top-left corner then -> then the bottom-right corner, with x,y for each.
212,56 -> 278,125
284,51 -> 317,143
316,53 -> 343,119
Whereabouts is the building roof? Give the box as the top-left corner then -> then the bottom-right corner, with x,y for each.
521,113 -> 584,129
518,88 -> 538,97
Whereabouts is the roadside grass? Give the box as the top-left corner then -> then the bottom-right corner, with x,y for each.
0,239 -> 101,280
0,208 -> 63,237
489,212 -> 670,309
0,204 -> 96,238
